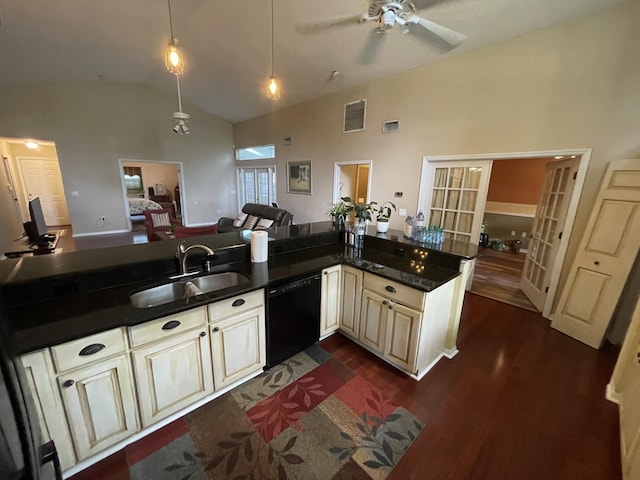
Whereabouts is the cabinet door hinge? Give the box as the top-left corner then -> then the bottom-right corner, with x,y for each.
573,171 -> 578,180
545,287 -> 549,293
558,232 -> 563,240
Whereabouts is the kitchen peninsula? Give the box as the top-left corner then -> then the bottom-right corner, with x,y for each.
0,221 -> 477,475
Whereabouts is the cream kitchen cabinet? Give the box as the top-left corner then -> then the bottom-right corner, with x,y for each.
52,328 -> 139,461
130,307 -> 213,428
357,272 -> 455,379
320,265 -> 341,337
339,265 -> 363,339
209,289 -> 266,390
20,350 -> 76,471
609,296 -> 640,480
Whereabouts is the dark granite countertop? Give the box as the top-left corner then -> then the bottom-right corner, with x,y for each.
2,221 -> 471,354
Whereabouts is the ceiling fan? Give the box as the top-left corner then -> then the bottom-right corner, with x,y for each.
295,0 -> 466,63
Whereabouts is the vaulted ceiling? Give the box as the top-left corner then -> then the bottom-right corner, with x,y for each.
0,0 -> 628,123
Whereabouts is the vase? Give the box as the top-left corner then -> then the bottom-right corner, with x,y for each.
376,221 -> 389,233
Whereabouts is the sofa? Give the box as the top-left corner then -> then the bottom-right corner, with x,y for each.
218,203 -> 293,233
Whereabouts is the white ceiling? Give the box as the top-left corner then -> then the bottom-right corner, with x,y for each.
0,0 -> 627,123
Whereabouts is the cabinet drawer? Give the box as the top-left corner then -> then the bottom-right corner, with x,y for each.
208,289 -> 264,323
363,273 -> 424,311
51,328 -> 127,373
129,306 -> 207,348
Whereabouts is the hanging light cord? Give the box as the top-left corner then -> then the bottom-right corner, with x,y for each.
167,0 -> 175,40
270,0 -> 275,76
176,75 -> 183,113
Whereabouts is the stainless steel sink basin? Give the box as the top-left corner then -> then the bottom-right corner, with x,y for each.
130,272 -> 250,308
191,272 -> 250,294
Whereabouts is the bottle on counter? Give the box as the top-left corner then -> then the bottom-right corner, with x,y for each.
413,211 -> 425,241
404,215 -> 414,239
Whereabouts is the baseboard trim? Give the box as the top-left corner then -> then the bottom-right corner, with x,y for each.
443,347 -> 459,359
72,229 -> 129,237
605,382 -> 620,404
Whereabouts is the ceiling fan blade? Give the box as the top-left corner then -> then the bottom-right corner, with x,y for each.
295,14 -> 367,34
358,28 -> 386,65
406,14 -> 466,47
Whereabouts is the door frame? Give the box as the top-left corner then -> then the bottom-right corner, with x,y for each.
118,158 -> 186,230
333,160 -> 373,204
419,149 -> 591,318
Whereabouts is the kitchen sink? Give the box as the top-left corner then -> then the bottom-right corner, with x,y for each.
130,272 -> 250,308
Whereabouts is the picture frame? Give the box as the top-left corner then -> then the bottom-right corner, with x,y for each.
344,99 -> 366,133
155,183 -> 167,196
287,161 -> 312,195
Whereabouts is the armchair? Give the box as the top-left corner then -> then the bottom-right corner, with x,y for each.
143,209 -> 181,242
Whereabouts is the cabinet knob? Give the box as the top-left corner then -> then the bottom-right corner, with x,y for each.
63,380 -> 74,388
212,327 -> 220,333
594,261 -> 600,266
388,305 -> 393,310
385,286 -> 397,294
382,300 -> 388,305
199,331 -> 206,337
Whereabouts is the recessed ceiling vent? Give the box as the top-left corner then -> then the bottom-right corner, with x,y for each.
382,120 -> 400,133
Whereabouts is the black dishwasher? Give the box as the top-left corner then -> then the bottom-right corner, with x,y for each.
266,272 -> 322,368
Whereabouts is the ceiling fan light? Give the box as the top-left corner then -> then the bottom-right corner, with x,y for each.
266,75 -> 280,100
165,39 -> 184,75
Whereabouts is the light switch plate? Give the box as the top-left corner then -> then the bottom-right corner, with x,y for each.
399,208 -> 407,216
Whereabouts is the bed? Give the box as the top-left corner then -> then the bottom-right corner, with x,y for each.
128,198 -> 163,215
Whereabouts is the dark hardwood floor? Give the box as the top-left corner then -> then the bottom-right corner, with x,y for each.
69,293 -> 621,480
470,247 -> 537,312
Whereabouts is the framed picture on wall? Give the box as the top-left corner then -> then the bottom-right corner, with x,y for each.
155,183 -> 167,195
287,161 -> 312,195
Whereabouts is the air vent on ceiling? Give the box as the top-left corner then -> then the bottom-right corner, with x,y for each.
382,120 -> 399,133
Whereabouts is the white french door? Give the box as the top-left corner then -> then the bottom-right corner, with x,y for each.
520,158 -> 578,312
422,160 -> 492,244
236,166 -> 276,210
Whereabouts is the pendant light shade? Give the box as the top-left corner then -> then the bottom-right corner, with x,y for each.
165,38 -> 184,75
266,0 -> 280,100
165,0 -> 184,75
266,74 -> 280,100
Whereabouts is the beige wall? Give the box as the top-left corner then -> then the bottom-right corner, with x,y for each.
0,82 -> 235,246
234,1 -> 640,277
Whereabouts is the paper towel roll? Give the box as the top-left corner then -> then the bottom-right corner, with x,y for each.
250,230 -> 269,263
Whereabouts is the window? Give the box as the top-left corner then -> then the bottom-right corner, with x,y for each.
236,144 -> 275,161
123,166 -> 144,197
237,166 -> 277,208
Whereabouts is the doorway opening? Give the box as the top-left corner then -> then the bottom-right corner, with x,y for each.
333,160 -> 372,205
0,137 -> 71,231
419,149 -> 590,318
119,159 -> 185,231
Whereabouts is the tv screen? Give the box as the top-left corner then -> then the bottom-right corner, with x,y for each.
28,197 -> 48,239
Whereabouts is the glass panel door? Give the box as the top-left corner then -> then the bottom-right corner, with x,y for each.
237,167 -> 277,209
426,163 -> 491,244
520,158 -> 578,311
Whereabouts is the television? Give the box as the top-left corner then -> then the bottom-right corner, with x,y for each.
26,197 -> 49,242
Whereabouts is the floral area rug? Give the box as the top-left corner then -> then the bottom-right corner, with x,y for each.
126,345 -> 424,480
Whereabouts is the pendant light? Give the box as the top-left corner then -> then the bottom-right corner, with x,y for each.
165,0 -> 184,75
266,0 -> 280,100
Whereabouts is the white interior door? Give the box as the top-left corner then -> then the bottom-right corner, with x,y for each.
521,158 -> 578,311
552,159 -> 640,348
422,160 -> 492,244
19,157 -> 70,226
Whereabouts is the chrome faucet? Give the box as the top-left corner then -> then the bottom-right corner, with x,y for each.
172,241 -> 215,279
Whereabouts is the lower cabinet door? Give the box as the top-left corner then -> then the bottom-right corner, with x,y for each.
211,307 -> 266,390
340,266 -> 363,339
320,265 -> 341,336
133,328 -> 213,427
58,354 -> 139,460
383,302 -> 421,374
358,289 -> 387,354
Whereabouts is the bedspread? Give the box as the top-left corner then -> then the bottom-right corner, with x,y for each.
128,198 -> 163,215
